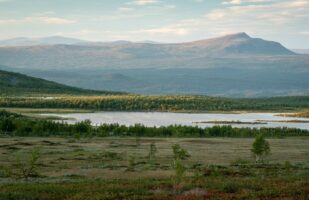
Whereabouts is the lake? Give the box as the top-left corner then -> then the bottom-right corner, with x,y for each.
41,112 -> 309,130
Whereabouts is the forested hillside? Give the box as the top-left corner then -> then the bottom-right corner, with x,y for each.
0,69 -> 124,96
1,95 -> 308,112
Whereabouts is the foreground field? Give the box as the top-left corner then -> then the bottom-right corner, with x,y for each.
0,110 -> 308,199
0,137 -> 308,199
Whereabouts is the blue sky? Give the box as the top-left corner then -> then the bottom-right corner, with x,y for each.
0,0 -> 308,48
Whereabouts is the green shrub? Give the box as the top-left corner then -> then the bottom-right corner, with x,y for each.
10,148 -> 42,180
252,134 -> 271,163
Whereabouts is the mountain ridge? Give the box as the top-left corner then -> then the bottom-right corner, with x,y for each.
0,32 -> 295,56
0,33 -> 307,97
0,36 -> 87,47
0,32 -> 298,70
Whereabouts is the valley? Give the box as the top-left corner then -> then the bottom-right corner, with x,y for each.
1,33 -> 308,97
0,32 -> 308,200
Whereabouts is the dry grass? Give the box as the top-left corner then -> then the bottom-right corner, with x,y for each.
278,110 -> 309,118
0,137 -> 308,180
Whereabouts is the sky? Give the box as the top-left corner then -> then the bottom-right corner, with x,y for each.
0,0 -> 308,48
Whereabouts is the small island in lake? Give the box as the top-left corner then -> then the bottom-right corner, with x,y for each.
194,120 -> 267,125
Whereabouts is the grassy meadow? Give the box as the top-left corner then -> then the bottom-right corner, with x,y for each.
0,137 -> 308,199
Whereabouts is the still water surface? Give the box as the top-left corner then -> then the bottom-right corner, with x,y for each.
41,112 -> 309,130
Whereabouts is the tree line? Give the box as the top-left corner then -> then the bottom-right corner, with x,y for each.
0,95 -> 308,111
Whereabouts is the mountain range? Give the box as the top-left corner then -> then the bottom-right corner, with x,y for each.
0,33 -> 308,97
0,36 -> 86,47
0,33 -> 299,69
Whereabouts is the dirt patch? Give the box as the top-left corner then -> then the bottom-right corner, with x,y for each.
14,142 -> 34,146
173,188 -> 207,200
41,140 -> 61,146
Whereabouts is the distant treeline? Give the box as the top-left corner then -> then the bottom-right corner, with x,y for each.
0,95 -> 309,111
1,110 -> 308,138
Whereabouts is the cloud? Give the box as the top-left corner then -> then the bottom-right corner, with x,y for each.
222,0 -> 241,5
118,7 -> 134,12
222,0 -> 273,5
75,0 -> 307,45
300,31 -> 309,35
93,13 -> 147,21
124,0 -> 175,10
127,0 -> 160,6
32,11 -> 56,16
116,0 -> 308,42
133,27 -> 190,36
35,17 -> 76,24
114,1 -> 174,19
0,16 -> 76,25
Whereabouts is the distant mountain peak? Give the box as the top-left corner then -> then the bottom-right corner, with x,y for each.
186,32 -> 294,55
224,32 -> 251,39
232,32 -> 251,38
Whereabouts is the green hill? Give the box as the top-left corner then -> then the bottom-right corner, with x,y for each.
0,69 -> 124,96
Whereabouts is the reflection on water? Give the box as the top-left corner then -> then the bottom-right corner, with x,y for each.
41,112 -> 309,130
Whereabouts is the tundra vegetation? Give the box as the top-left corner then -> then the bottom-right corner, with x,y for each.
0,110 -> 308,199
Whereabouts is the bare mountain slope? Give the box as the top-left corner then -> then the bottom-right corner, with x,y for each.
0,33 -> 296,69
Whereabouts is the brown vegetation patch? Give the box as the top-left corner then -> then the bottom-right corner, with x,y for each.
183,139 -> 228,144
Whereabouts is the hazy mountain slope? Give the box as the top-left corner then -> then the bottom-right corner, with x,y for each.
0,36 -> 86,47
0,69 -> 123,95
292,49 -> 309,54
0,33 -> 308,97
3,66 -> 307,98
173,32 -> 294,56
0,33 -> 297,69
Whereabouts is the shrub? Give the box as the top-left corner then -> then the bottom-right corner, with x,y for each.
251,134 -> 270,163
11,148 -> 42,180
172,144 -> 190,185
148,143 -> 157,161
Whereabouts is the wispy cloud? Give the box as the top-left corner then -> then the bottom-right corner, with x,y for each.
123,0 -> 174,10
0,16 -> 76,25
126,0 -> 160,6
300,31 -> 309,35
133,27 -> 190,36
193,0 -> 204,2
67,0 -> 307,44
222,0 -> 274,5
118,7 -> 134,12
127,0 -> 309,40
35,17 -> 76,24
